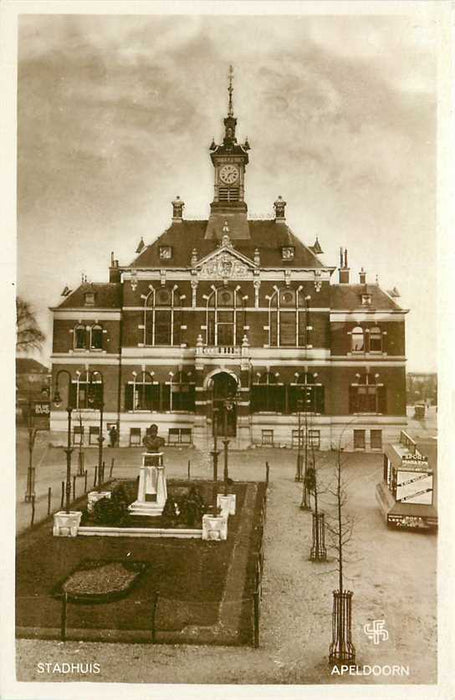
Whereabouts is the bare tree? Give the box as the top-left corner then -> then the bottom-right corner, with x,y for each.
16,297 -> 45,353
324,438 -> 356,665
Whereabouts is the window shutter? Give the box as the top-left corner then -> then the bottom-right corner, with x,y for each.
316,386 -> 325,414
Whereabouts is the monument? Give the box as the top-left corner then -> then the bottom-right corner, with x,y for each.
128,424 -> 168,517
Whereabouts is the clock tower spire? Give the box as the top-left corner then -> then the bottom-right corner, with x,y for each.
205,65 -> 251,240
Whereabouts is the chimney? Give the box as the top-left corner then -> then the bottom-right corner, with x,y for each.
274,196 -> 286,222
338,247 -> 350,284
359,267 -> 366,284
172,196 -> 184,222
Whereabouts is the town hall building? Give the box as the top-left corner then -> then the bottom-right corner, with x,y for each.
50,70 -> 408,451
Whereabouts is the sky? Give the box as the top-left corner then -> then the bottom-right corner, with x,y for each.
17,11 -> 438,371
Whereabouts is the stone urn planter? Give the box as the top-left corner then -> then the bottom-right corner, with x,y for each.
53,511 -> 82,537
202,514 -> 228,541
87,490 -> 111,513
217,493 -> 236,516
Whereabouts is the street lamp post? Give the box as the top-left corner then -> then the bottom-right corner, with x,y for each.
87,370 -> 105,486
294,399 -> 303,482
52,370 -> 74,514
24,394 -> 37,503
211,407 -> 220,509
222,399 -> 235,496
300,387 -> 312,511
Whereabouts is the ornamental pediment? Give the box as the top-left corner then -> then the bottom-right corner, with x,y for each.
195,246 -> 255,280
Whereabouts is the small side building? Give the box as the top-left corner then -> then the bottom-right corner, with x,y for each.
376,431 -> 437,530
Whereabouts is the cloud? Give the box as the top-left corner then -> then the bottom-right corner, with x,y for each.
17,13 -> 438,370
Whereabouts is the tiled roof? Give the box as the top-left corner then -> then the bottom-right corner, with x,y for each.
130,220 -> 326,269
330,284 -> 403,311
55,283 -> 121,309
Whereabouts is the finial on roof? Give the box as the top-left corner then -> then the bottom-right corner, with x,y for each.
312,237 -> 323,254
228,64 -> 234,117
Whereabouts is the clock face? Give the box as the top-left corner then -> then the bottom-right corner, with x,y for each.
219,164 -> 239,185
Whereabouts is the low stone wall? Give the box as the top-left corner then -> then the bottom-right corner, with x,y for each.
78,525 -> 202,539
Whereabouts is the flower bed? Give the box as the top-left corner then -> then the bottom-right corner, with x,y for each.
16,481 -> 258,641
53,560 -> 149,604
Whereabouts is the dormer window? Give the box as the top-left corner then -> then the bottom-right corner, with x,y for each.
159,246 -> 173,260
361,294 -> 372,306
84,292 -> 95,306
281,246 -> 295,261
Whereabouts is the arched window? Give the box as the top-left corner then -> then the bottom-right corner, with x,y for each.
206,286 -> 245,346
351,326 -> 365,352
269,288 -> 309,347
369,326 -> 382,352
125,371 -> 159,411
289,372 -> 324,414
74,324 -> 86,350
144,286 -> 182,346
168,370 -> 195,412
70,371 -> 103,409
251,371 -> 285,413
90,324 -> 103,350
349,373 -> 386,414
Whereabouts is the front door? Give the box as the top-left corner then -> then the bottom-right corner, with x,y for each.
211,372 -> 237,437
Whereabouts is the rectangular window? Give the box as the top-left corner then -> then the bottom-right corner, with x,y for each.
353,429 -> 366,450
280,311 -> 296,346
308,430 -> 321,449
291,429 -> 303,448
370,430 -> 383,450
168,428 -> 192,445
172,384 -> 195,412
155,310 -> 171,344
89,426 -> 100,445
251,385 -> 285,413
75,327 -> 86,349
218,323 -> 234,346
261,429 -> 274,446
73,426 -> 84,446
129,427 -> 141,446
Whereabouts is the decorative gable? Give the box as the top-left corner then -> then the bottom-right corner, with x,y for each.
194,235 -> 256,280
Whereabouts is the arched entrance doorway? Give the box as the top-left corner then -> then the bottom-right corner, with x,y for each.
210,372 -> 238,437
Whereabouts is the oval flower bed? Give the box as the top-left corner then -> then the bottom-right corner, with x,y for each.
54,560 -> 149,604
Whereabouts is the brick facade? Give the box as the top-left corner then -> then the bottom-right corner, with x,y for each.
50,88 -> 408,451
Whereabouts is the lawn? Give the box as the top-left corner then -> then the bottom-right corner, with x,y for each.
16,479 -> 266,644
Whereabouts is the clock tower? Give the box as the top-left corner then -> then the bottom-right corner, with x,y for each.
205,66 -> 251,240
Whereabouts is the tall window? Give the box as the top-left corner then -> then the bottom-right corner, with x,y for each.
289,372 -> 325,414
269,288 -> 309,347
251,371 -> 285,413
70,371 -> 103,409
168,371 -> 195,412
90,324 -> 103,350
351,326 -> 365,352
369,326 -> 383,352
206,287 -> 245,346
125,372 -> 160,411
74,324 -> 86,349
144,286 -> 182,346
349,373 -> 386,414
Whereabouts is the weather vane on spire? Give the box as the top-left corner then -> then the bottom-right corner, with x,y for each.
228,64 -> 234,117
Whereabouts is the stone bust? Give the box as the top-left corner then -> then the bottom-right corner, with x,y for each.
143,424 -> 165,453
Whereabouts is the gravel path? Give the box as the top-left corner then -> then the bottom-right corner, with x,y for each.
16,453 -> 437,686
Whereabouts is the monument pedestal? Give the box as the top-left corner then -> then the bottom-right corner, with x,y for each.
128,452 -> 167,517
